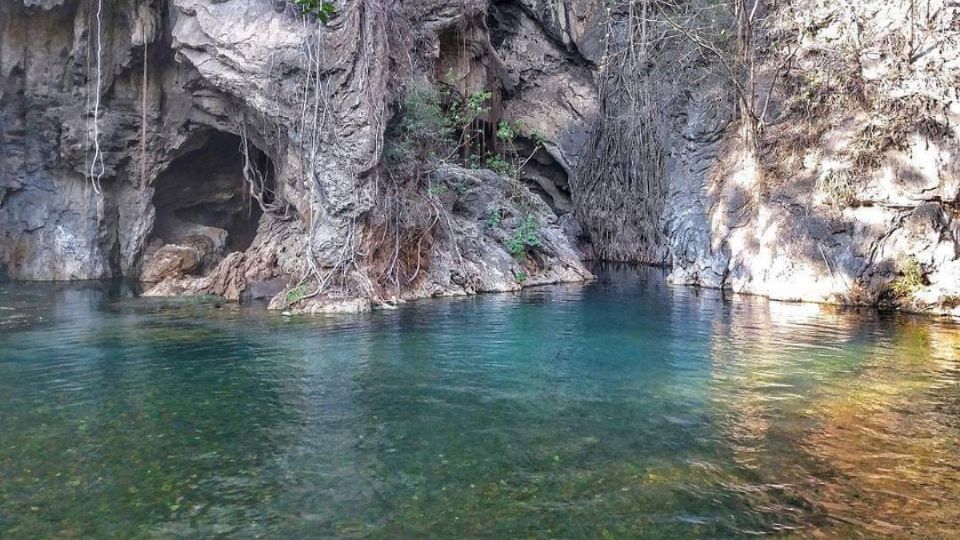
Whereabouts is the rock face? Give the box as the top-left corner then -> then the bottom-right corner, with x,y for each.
140,243 -> 201,283
2,0 -> 959,316
658,0 -> 960,316
0,0 -> 591,312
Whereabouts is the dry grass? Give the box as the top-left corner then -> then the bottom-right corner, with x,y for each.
815,168 -> 857,206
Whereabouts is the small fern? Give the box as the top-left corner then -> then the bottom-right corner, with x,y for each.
506,214 -> 541,259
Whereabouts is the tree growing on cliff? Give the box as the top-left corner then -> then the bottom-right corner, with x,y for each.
651,0 -> 799,150
387,81 -> 541,183
574,0 -> 803,260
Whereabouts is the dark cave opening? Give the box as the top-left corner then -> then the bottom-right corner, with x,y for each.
143,131 -> 275,279
513,136 -> 573,215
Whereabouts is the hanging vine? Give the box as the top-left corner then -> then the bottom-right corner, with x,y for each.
279,0 -> 390,306
238,116 -> 295,220
87,0 -> 106,195
139,40 -> 148,188
572,0 -> 670,262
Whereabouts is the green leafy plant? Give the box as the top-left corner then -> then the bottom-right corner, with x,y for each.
467,153 -> 483,169
506,214 -> 541,259
292,0 -> 336,23
529,129 -> 546,147
467,149 -> 514,177
514,270 -> 528,284
447,90 -> 491,128
388,83 -> 456,164
389,85 -> 498,170
427,184 -> 449,197
891,257 -> 924,297
285,284 -> 309,304
388,80 -> 547,184
465,91 -> 493,117
496,123 -> 546,179
496,121 -> 519,143
486,208 -> 503,228
484,153 -> 514,176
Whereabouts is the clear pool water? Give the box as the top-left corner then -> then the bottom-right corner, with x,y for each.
1,266 -> 958,537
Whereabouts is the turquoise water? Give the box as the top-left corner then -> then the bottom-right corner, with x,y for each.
1,267 -> 958,537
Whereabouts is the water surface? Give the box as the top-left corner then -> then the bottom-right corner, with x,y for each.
1,267 -> 958,537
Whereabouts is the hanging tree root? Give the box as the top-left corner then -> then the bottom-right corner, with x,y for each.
238,117 -> 297,221
363,169 -> 448,297
88,0 -> 107,195
286,0 -> 393,306
572,0 -> 675,262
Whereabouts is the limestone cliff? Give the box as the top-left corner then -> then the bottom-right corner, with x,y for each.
0,0 -> 593,312
2,0 -> 959,316
659,0 -> 960,316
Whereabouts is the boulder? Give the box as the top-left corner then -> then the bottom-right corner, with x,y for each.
140,244 -> 202,283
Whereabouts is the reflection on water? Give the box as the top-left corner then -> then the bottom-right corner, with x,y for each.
0,267 -> 957,537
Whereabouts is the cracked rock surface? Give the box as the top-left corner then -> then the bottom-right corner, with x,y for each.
2,0 -> 960,316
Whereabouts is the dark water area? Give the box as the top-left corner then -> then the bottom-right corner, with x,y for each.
1,266 -> 958,537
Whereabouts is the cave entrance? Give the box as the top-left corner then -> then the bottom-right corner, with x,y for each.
142,131 -> 275,281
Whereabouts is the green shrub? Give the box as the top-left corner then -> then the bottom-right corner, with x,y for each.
486,208 -> 503,228
529,129 -> 546,146
388,83 -> 456,163
467,151 -> 513,176
285,285 -> 309,304
496,121 -> 519,143
292,0 -> 335,23
389,85 -> 498,170
467,153 -> 483,169
388,80 -> 549,186
891,257 -> 924,297
484,153 -> 514,177
427,184 -> 449,197
506,214 -> 541,259
514,270 -> 528,284
463,91 -> 492,121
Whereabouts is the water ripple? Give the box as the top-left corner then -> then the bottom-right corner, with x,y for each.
0,267 -> 958,537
